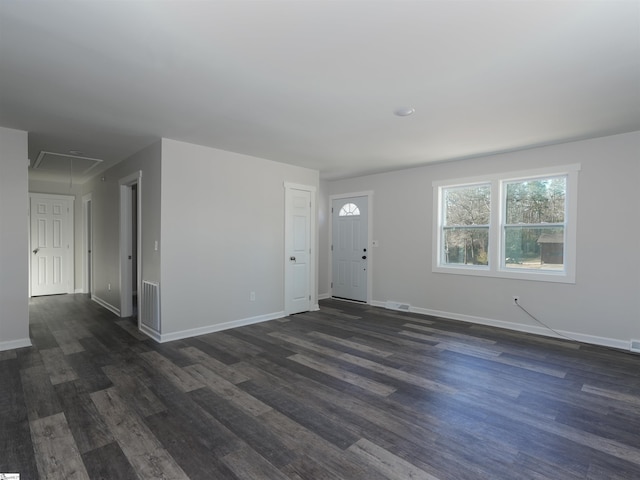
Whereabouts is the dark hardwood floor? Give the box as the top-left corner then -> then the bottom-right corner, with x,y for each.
2,294 -> 640,479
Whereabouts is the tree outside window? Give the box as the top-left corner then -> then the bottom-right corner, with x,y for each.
503,176 -> 566,270
442,184 -> 490,266
433,164 -> 578,283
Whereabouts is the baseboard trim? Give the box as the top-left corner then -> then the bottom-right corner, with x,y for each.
0,338 -> 32,352
158,310 -> 287,343
140,324 -> 162,342
370,300 -> 629,351
318,293 -> 331,301
92,295 -> 121,317
74,288 -> 84,294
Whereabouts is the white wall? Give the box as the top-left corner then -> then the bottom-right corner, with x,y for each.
82,141 -> 162,313
322,131 -> 640,348
160,139 -> 319,338
0,127 -> 30,350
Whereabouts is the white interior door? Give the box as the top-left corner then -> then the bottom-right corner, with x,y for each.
30,194 -> 74,296
285,187 -> 311,314
332,196 -> 368,302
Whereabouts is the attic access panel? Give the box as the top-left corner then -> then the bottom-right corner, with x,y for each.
33,151 -> 103,177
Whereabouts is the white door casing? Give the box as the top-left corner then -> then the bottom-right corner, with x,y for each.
284,183 -> 317,315
82,193 -> 93,296
331,194 -> 371,303
29,193 -> 74,297
119,171 -> 142,318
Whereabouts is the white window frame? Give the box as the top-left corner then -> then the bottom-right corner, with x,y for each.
439,182 -> 492,272
433,164 -> 580,284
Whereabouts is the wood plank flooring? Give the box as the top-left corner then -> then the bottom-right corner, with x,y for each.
1,294 -> 640,479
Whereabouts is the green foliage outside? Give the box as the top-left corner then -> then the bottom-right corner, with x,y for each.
443,184 -> 490,265
443,177 -> 566,266
504,177 -> 565,265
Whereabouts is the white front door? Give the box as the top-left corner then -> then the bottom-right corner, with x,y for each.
332,196 -> 368,302
285,187 -> 311,314
30,194 -> 74,296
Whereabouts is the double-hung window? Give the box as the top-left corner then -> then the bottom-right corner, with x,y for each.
441,183 -> 491,268
433,165 -> 579,283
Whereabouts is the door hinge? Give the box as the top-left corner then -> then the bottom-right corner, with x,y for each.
331,244 -> 333,251
309,295 -> 311,300
331,207 -> 334,213
331,282 -> 333,288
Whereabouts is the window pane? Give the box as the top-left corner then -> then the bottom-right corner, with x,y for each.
443,227 -> 489,265
505,177 -> 565,224
504,226 -> 564,270
444,184 -> 490,226
339,203 -> 360,216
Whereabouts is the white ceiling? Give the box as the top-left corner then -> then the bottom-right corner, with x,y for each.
1,1 -> 639,183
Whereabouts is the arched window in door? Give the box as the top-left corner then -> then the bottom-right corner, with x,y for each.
339,203 -> 360,216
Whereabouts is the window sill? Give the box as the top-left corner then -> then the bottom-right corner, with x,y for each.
433,265 -> 575,284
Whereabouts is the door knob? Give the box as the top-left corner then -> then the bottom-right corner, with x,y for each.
362,255 -> 367,260
33,247 -> 39,254
290,256 -> 296,262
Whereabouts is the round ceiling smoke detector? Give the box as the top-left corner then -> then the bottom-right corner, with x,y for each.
394,107 -> 415,117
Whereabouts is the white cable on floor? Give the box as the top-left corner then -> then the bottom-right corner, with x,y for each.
515,298 -> 637,355
514,298 -> 578,343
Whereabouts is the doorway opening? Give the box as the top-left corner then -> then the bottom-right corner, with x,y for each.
119,171 -> 141,319
82,193 -> 93,296
131,183 -> 138,315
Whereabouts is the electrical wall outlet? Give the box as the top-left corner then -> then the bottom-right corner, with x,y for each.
250,291 -> 256,301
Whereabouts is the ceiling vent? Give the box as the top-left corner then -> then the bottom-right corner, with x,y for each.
32,151 -> 103,177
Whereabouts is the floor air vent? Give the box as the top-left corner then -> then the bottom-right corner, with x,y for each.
385,301 -> 411,312
141,281 -> 160,333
